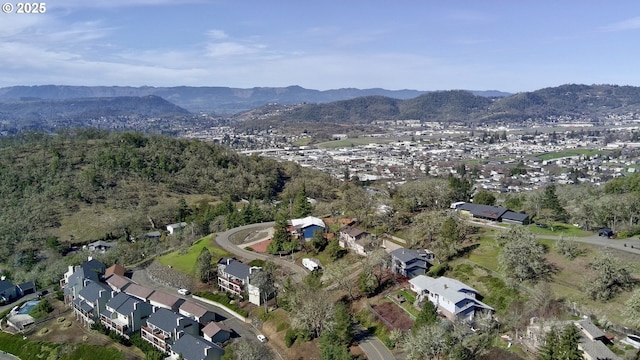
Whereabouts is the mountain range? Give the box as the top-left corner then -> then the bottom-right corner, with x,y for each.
1,84 -> 640,134
0,85 -> 510,114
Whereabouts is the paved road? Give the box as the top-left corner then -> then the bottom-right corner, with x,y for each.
214,222 -> 308,282
215,223 -> 396,360
468,220 -> 640,255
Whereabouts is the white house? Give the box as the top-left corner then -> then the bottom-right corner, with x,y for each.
166,222 -> 188,235
408,275 -> 493,321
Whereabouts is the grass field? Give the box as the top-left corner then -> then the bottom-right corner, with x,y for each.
317,137 -> 396,148
463,233 -> 640,325
535,148 -> 603,161
0,332 -> 125,360
527,223 -> 591,237
157,234 -> 232,275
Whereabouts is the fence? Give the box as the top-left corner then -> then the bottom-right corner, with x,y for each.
366,302 -> 396,331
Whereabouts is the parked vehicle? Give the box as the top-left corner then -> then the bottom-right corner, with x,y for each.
177,288 -> 190,296
257,334 -> 267,343
621,334 -> 640,349
598,228 -> 614,238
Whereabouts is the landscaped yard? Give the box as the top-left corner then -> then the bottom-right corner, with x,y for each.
527,223 -> 591,237
534,148 -> 604,161
157,234 -> 232,275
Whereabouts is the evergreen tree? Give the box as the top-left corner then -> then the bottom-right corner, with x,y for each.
292,183 -> 312,218
195,247 -> 212,283
413,300 -> 438,330
541,184 -> 568,222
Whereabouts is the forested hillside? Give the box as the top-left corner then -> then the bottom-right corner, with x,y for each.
0,130 -> 339,286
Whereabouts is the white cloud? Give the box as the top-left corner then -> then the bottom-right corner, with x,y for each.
599,16 -> 640,32
206,29 -> 228,40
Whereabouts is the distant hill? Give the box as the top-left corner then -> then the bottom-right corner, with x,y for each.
241,84 -> 640,126
0,85 -> 511,114
0,96 -> 191,133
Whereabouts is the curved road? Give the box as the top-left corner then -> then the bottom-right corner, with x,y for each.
214,222 -> 397,360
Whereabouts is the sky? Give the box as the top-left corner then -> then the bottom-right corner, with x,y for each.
1,1 -> 640,93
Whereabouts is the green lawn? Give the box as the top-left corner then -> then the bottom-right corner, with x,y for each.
535,148 -> 603,161
157,235 -> 232,275
317,137 -> 395,148
527,223 -> 591,237
0,332 -> 125,360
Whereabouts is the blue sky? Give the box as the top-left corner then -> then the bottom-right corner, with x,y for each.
1,1 -> 639,92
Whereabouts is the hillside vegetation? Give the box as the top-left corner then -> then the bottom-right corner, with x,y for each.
0,130 -> 339,286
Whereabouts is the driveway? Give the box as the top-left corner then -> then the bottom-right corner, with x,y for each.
214,222 -> 308,282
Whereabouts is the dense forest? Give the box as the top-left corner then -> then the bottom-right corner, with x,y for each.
0,130 -> 339,286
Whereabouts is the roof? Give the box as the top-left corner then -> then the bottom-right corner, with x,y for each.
148,291 -> 182,309
502,211 -> 529,222
172,333 -> 224,360
578,338 -> 618,360
78,280 -> 111,303
167,222 -> 187,229
105,274 -> 132,291
107,292 -> 151,315
123,283 -> 154,300
105,264 -> 126,278
458,203 -> 508,220
0,280 -> 15,292
147,308 -> 196,333
409,275 -> 493,313
290,216 -> 325,229
341,226 -> 367,238
179,300 -> 210,318
390,248 -> 433,264
575,319 -> 606,340
202,321 -> 231,338
17,282 -> 35,292
80,258 -> 106,275
222,259 -> 250,280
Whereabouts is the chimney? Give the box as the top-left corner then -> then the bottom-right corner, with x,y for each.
88,256 -> 93,262
444,284 -> 448,289
134,301 -> 138,311
249,266 -> 262,274
0,276 -> 4,281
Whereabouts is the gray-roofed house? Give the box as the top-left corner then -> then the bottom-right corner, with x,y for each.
409,275 -> 494,321
202,321 -> 231,344
217,258 -> 262,299
124,283 -> 155,302
73,280 -> 112,327
167,222 -> 188,235
141,308 -> 198,353
100,292 -> 153,338
61,257 -> 106,304
179,300 -> 217,325
170,332 -> 225,360
457,203 -> 509,222
17,282 -> 36,297
148,291 -> 183,312
338,226 -> 375,256
390,248 -> 435,278
501,210 -> 530,225
0,279 -> 17,304
105,274 -> 132,292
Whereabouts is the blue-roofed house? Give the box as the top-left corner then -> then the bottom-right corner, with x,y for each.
408,275 -> 494,322
100,292 -> 153,338
390,248 -> 435,278
141,308 -> 198,353
290,216 -> 325,240
61,256 -> 106,305
171,332 -> 225,360
73,280 -> 112,327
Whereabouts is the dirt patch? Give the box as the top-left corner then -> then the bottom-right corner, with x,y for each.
248,239 -> 272,253
371,301 -> 414,331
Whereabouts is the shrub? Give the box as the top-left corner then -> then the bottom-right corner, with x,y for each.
284,329 -> 297,347
427,262 -> 450,277
29,300 -> 53,320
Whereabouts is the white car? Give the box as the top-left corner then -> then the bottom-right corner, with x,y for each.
257,334 -> 267,343
622,334 -> 640,349
177,288 -> 190,296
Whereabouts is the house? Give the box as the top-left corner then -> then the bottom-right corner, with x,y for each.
501,211 -> 530,225
86,240 -> 117,253
290,216 -> 325,240
17,282 -> 36,297
123,283 -> 155,302
101,292 -> 153,338
390,248 -> 435,278
339,226 -> 375,256
178,300 -> 217,325
202,322 -> 231,343
141,308 -> 199,353
408,275 -> 494,321
73,280 -> 112,327
170,332 -> 225,360
105,274 -> 132,292
167,222 -> 188,235
217,258 -> 261,299
148,291 -> 183,312
63,263 -> 104,305
0,279 -> 18,303
105,264 -> 127,278
60,256 -> 105,289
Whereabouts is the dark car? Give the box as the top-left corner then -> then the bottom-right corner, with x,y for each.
598,228 -> 614,238
37,290 -> 48,298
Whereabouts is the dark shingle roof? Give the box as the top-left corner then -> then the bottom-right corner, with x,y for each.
0,280 -> 15,292
458,203 -> 508,220
224,260 -> 250,280
502,211 -> 529,222
172,333 -> 224,360
107,292 -> 151,315
147,308 -> 196,333
78,280 -> 111,303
